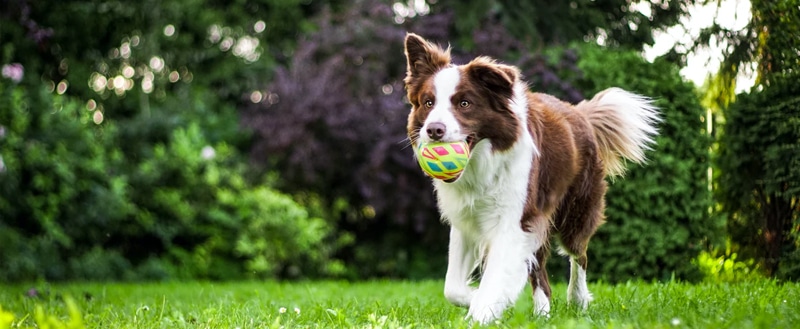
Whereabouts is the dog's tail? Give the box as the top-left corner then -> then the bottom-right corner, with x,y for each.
577,87 -> 660,177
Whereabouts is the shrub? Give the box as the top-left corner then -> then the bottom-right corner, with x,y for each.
0,81 -> 132,281
230,186 -> 343,277
112,122 -> 339,280
693,241 -> 763,282
0,80 -> 338,281
574,44 -> 718,282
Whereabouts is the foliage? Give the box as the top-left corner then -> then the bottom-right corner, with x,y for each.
690,0 -> 800,281
230,185 -> 345,277
0,0 -> 327,102
432,0 -> 696,50
0,80 -> 128,281
1,280 -> 799,328
0,0 -> 350,281
575,44 -> 717,282
243,0 -> 447,279
715,73 -> 800,279
692,0 -> 800,110
693,240 -> 763,282
0,81 -> 336,281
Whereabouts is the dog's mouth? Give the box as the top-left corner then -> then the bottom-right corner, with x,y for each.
465,134 -> 477,151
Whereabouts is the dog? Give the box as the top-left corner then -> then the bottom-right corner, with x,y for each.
403,33 -> 660,323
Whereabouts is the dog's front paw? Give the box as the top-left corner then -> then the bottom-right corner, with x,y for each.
532,287 -> 551,317
466,297 -> 506,325
444,285 -> 475,308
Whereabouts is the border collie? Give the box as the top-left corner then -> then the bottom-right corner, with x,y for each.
403,33 -> 660,323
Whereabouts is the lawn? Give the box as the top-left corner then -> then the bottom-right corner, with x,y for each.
1,280 -> 798,328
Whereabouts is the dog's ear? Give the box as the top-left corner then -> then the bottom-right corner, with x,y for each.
404,33 -> 450,79
465,57 -> 519,99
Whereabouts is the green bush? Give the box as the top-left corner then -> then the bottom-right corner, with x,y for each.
573,44 -> 718,282
0,81 -> 338,281
693,240 -> 763,282
716,73 -> 800,280
0,81 -> 131,281
230,186 -> 344,277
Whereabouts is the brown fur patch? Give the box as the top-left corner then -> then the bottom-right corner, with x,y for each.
454,59 -> 520,152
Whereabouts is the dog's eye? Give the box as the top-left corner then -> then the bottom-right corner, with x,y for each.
424,100 -> 434,108
459,100 -> 470,108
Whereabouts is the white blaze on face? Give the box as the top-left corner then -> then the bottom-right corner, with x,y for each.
420,66 -> 466,143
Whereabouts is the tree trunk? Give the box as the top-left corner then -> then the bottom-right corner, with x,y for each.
762,192 -> 793,276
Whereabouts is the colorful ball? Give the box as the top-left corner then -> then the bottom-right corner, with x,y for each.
415,141 -> 471,181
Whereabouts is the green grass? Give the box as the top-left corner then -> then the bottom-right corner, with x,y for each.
1,280 -> 798,328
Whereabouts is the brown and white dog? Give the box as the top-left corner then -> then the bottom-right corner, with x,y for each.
403,33 -> 660,323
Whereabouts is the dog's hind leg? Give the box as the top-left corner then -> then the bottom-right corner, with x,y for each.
529,245 -> 552,316
559,207 -> 601,310
557,177 -> 606,310
566,254 -> 593,310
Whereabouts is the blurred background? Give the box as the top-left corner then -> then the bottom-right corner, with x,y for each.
0,0 -> 797,283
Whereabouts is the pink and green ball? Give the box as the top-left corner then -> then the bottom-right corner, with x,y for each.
415,141 -> 471,181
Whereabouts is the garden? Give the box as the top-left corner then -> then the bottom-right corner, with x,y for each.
1,0 -> 798,327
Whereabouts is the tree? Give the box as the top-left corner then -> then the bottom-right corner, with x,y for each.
700,0 -> 800,278
716,75 -> 800,279
431,0 -> 696,50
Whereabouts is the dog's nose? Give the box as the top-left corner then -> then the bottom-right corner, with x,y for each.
426,122 -> 446,141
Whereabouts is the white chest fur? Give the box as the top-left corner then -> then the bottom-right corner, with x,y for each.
433,134 -> 535,242
433,82 -> 536,242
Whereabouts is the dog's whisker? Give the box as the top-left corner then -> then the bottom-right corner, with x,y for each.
400,130 -> 421,150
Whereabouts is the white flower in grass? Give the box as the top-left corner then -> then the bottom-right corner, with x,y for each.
279,307 -> 287,314
294,307 -> 300,315
671,317 -> 681,326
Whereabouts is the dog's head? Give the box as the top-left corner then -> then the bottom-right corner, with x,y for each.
403,33 -> 522,152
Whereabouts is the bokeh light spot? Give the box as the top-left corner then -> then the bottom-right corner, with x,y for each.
149,56 -> 165,72
381,84 -> 393,95
122,65 -> 135,78
250,90 -> 263,103
90,73 -> 107,93
164,24 -> 175,37
93,110 -> 104,124
254,20 -> 266,33
56,80 -> 69,94
120,42 -> 131,59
